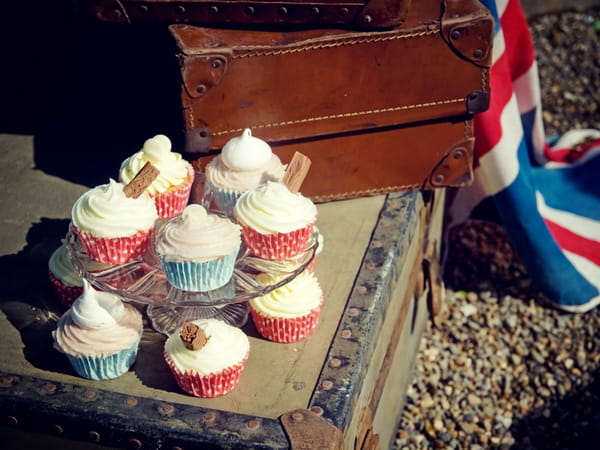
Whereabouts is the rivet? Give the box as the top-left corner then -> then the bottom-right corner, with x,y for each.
176,5 -> 186,14
450,29 -> 461,40
246,419 -> 260,429
112,9 -> 122,18
291,412 -> 304,422
469,91 -> 479,101
89,430 -> 101,442
339,7 -> 349,16
362,15 -> 372,24
211,59 -> 222,69
434,174 -> 445,183
52,424 -> 63,434
348,307 -> 360,316
203,412 -> 216,422
244,6 -> 255,15
199,130 -> 209,138
357,285 -> 367,294
161,404 -> 175,415
453,149 -> 465,160
322,380 -> 334,390
139,5 -> 149,13
7,415 -> 18,426
310,406 -> 324,416
1,375 -> 13,385
83,390 -> 96,399
125,397 -> 138,407
311,7 -> 320,15
473,49 -> 483,59
341,329 -> 352,339
329,358 -> 342,368
209,6 -> 219,14
44,383 -> 57,393
196,84 -> 207,94
129,438 -> 142,449
278,6 -> 288,16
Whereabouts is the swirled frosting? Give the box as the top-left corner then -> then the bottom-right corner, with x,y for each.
204,129 -> 285,192
250,271 -> 323,318
71,179 -> 158,238
156,204 -> 241,262
164,319 -> 249,375
49,243 -> 109,286
53,281 -> 143,357
119,134 -> 191,195
233,181 -> 317,234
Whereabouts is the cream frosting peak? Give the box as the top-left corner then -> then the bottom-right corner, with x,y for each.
70,280 -> 125,328
221,128 -> 272,171
141,134 -> 172,164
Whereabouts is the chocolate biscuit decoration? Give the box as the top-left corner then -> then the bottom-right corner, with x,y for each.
180,322 -> 208,350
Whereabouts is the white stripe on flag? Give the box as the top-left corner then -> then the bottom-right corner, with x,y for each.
536,191 -> 600,241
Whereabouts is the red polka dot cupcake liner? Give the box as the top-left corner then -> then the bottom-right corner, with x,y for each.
152,165 -> 194,219
74,226 -> 154,265
48,271 -> 83,308
164,352 -> 248,398
250,301 -> 322,343
240,223 -> 314,260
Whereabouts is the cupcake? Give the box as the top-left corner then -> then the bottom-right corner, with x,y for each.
48,242 -> 109,307
48,242 -> 85,307
156,204 -> 241,292
119,134 -> 194,219
233,181 -> 317,260
249,271 -> 324,343
52,280 -> 143,380
204,128 -> 285,216
71,179 -> 158,265
164,319 -> 250,398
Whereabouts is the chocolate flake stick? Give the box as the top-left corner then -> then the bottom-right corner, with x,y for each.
281,152 -> 311,193
180,322 -> 208,351
123,162 -> 160,198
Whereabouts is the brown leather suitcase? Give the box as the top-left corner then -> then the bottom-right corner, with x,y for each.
171,0 -> 493,202
83,0 -> 413,29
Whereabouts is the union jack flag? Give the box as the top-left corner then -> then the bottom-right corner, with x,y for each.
448,0 -> 600,312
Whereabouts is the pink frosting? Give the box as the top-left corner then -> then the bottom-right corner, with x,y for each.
53,304 -> 142,358
204,154 -> 285,193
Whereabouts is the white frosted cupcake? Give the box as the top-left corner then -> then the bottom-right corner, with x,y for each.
249,271 -> 323,343
156,204 -> 241,292
233,181 -> 317,260
71,179 -> 158,264
164,319 -> 250,398
53,280 -> 143,380
204,128 -> 285,216
119,134 -> 194,219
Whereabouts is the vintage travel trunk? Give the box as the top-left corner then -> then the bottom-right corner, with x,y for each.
168,0 -> 493,201
0,132 -> 445,448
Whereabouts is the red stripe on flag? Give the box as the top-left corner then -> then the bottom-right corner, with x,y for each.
544,219 -> 600,266
501,0 -> 536,81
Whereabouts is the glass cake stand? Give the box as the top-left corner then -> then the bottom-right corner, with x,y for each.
64,223 -> 317,336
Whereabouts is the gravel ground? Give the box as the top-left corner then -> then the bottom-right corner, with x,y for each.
394,8 -> 600,450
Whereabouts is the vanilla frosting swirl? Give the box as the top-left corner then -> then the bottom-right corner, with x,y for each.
48,244 -> 84,287
49,243 -> 109,286
53,281 -> 143,357
164,319 -> 249,375
204,129 -> 285,192
156,204 -> 241,262
250,271 -> 323,318
71,179 -> 158,238
233,181 -> 317,234
119,134 -> 191,195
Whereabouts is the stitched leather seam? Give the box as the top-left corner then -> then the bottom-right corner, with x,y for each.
213,97 -> 465,137
232,29 -> 438,59
312,185 -> 420,202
